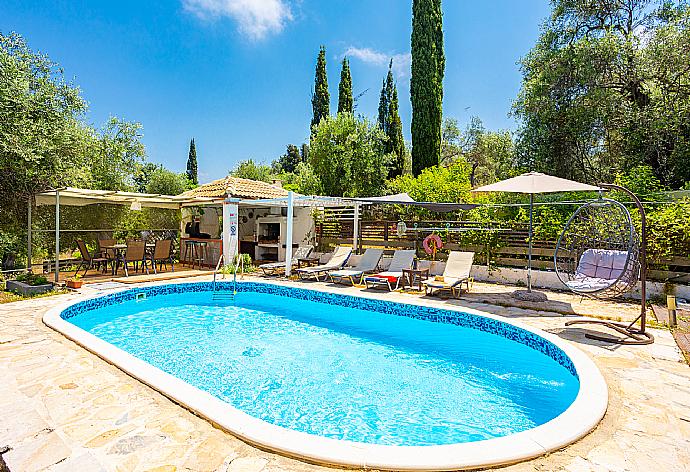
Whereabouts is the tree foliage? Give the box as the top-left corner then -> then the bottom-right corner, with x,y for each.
441,117 -> 516,187
337,57 -> 353,114
411,0 -> 445,175
186,138 -> 198,185
230,159 -> 274,182
309,113 -> 391,197
377,61 -> 406,178
0,33 -> 184,267
276,144 -> 303,173
311,46 -> 330,132
89,117 -> 146,190
513,0 -> 690,187
389,160 -> 472,204
0,32 -> 91,220
145,167 -> 193,195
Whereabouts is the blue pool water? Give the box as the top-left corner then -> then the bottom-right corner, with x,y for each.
68,289 -> 579,446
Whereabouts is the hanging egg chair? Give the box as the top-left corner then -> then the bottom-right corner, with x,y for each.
554,198 -> 640,299
556,183 -> 653,345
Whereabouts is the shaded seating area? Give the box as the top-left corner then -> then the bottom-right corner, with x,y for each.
422,251 -> 475,298
30,187 -> 215,283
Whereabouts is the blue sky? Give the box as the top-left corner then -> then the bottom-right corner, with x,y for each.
2,0 -> 550,182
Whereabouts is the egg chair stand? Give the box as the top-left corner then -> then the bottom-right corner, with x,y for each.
557,183 -> 653,345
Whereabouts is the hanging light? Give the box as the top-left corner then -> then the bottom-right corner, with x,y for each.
130,200 -> 142,211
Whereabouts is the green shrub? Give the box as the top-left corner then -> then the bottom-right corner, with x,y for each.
15,272 -> 49,286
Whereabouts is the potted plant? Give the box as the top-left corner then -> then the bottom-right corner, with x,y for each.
66,273 -> 83,289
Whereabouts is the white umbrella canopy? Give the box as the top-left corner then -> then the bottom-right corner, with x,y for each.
472,172 -> 601,194
472,172 -> 601,297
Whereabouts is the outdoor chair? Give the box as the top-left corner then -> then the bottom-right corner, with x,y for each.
328,248 -> 384,285
260,245 -> 312,276
422,251 -> 475,298
97,238 -> 116,259
74,239 -> 109,276
363,250 -> 416,291
117,240 -> 150,277
146,239 -> 174,274
296,246 -> 352,281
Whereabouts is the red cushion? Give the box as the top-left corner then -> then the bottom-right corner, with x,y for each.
367,275 -> 399,283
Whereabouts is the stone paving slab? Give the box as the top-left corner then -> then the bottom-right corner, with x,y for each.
0,276 -> 688,471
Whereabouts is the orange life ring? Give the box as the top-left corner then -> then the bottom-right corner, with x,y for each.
423,234 -> 443,255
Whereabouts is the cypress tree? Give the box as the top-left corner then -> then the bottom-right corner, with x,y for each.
377,78 -> 388,133
186,138 -> 198,185
337,57 -> 353,114
387,85 -> 406,177
311,46 -> 330,132
411,0 -> 445,175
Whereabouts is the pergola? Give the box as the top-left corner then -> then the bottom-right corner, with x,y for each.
244,192 -> 476,277
32,187 -> 216,282
32,187 -> 477,282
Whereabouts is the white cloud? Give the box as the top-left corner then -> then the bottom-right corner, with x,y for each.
183,0 -> 293,41
344,46 -> 412,78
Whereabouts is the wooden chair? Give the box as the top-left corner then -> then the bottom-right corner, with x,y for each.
75,239 -> 109,276
147,239 -> 174,274
118,240 -> 149,277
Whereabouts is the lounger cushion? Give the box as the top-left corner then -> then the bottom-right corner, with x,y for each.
576,249 -> 628,280
329,269 -> 364,278
423,278 -> 463,289
565,277 -> 616,292
365,273 -> 400,284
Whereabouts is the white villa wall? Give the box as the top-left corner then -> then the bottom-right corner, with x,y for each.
421,260 -> 690,301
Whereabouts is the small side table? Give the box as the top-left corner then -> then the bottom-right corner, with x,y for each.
297,257 -> 320,269
402,267 -> 430,291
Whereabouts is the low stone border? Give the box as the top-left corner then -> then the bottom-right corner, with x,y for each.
43,280 -> 608,471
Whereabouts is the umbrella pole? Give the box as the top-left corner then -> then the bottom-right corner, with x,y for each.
528,194 -> 533,292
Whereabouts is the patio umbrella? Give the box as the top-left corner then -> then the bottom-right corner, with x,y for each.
472,172 -> 601,297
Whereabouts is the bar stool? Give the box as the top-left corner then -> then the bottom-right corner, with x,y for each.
192,241 -> 209,269
183,240 -> 195,267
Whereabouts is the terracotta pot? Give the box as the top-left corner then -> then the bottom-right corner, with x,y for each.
66,280 -> 83,289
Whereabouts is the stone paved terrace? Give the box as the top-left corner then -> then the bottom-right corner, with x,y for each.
1,276 -> 689,472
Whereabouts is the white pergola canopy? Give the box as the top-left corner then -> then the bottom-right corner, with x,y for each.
35,187 -> 215,209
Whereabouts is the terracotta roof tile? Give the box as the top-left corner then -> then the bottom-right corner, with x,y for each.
181,176 -> 289,200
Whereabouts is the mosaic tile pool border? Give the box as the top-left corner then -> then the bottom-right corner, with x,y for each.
60,282 -> 577,378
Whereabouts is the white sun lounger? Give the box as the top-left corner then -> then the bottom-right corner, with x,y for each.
363,250 -> 416,291
296,246 -> 352,281
259,246 -> 313,276
422,251 -> 475,297
328,248 -> 384,285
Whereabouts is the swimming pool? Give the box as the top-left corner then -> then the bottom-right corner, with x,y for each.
45,281 -> 607,470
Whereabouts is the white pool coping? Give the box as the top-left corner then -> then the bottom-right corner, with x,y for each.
44,280 -> 608,471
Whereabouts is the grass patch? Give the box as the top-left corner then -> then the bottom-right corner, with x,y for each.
0,288 -> 69,304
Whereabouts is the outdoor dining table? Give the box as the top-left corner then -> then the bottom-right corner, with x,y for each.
101,243 -> 155,275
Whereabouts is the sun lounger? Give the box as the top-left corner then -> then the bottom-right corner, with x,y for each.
422,251 -> 474,297
328,248 -> 384,285
296,246 -> 352,281
363,250 -> 416,291
260,246 -> 313,276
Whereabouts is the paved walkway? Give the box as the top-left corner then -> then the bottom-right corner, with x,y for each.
1,277 -> 689,471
